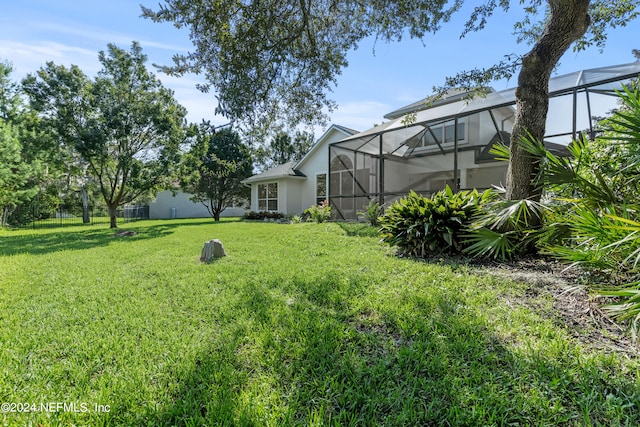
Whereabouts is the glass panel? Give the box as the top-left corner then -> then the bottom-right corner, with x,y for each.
355,168 -> 369,195
268,183 -> 278,198
425,127 -> 442,145
445,122 -> 455,143
316,174 -> 326,198
258,200 -> 266,210
444,122 -> 465,143
258,184 -> 266,198
343,197 -> 354,212
268,200 -> 278,211
331,154 -> 353,171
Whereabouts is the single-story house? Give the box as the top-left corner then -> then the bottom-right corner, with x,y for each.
242,124 -> 359,215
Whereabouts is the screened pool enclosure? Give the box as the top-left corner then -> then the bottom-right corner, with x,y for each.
328,61 -> 640,220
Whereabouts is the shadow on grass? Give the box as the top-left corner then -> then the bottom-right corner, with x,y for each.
336,222 -> 381,238
143,270 -> 640,426
0,223 -> 180,256
0,218 -> 246,257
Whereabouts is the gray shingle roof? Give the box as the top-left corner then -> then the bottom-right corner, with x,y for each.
242,161 -> 305,184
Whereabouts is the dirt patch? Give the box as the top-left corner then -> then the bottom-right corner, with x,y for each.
468,257 -> 639,358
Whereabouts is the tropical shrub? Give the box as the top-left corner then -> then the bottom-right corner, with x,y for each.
379,186 -> 495,257
463,195 -> 549,261
517,83 -> 640,335
304,200 -> 331,223
357,198 -> 383,226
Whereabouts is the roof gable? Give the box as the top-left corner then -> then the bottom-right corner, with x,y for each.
242,161 -> 305,184
242,124 -> 358,185
294,124 -> 358,170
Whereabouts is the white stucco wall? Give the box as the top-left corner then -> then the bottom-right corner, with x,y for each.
296,127 -> 350,211
149,190 -> 248,219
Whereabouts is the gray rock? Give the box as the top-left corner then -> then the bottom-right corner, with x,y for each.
200,239 -> 227,262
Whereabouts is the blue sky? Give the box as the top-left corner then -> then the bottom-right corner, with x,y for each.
2,1 -> 639,136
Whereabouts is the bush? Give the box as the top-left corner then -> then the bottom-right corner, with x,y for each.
463,197 -> 549,261
357,198 -> 383,226
242,211 -> 285,221
379,186 -> 494,257
505,83 -> 640,337
304,200 -> 331,223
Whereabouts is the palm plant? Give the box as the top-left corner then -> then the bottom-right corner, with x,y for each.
539,83 -> 640,335
463,193 -> 549,260
357,198 -> 384,226
379,186 -> 495,257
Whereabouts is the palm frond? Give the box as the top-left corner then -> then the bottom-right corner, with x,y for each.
599,283 -> 640,340
463,227 -> 518,261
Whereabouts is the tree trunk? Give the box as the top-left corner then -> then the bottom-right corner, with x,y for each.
108,204 -> 118,228
506,0 -> 590,202
213,198 -> 223,221
81,187 -> 90,224
1,206 -> 7,228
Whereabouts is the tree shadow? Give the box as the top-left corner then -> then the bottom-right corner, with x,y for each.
140,270 -> 640,426
0,223 -> 184,256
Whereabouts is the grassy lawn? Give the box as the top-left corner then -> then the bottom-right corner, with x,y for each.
1,219 -> 639,426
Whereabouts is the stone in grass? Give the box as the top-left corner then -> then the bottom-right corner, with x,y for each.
200,239 -> 227,263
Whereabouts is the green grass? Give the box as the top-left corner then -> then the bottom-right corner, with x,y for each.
1,218 -> 639,426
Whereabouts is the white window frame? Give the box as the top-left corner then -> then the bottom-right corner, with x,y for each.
316,173 -> 327,205
415,119 -> 466,152
257,182 -> 278,211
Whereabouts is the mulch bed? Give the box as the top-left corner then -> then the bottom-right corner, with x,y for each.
417,254 -> 639,357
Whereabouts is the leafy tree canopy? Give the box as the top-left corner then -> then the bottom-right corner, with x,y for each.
142,1 -> 638,202
23,42 -> 188,228
180,123 -> 253,221
254,129 -> 314,171
142,0 -> 638,131
0,119 -> 39,226
0,61 -> 22,122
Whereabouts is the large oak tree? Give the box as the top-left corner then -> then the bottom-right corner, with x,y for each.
23,42 -> 187,228
142,0 -> 637,201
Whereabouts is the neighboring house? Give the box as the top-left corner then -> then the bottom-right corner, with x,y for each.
243,125 -> 359,215
328,61 -> 640,219
149,190 -> 248,220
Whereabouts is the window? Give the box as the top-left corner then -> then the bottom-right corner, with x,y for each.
330,154 -> 354,196
258,182 -> 278,211
316,174 -> 326,205
421,120 -> 465,148
444,122 -> 465,143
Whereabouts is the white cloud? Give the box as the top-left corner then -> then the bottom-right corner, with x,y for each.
36,21 -> 189,53
0,39 -> 100,77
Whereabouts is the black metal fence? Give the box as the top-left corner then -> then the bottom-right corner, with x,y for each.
5,203 -> 149,229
